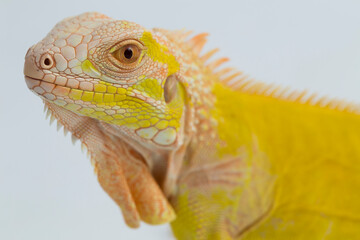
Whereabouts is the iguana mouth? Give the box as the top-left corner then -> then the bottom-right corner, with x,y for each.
24,75 -> 41,81
24,76 -> 61,101
24,76 -> 42,94
24,76 -> 41,83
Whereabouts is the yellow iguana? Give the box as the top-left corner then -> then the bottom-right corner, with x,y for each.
24,12 -> 360,239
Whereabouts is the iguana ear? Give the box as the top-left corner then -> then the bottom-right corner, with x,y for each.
45,101 -> 175,227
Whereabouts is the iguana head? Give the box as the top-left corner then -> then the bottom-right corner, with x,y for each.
24,12 -> 189,149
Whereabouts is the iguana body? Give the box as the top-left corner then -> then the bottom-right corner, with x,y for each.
24,12 -> 360,239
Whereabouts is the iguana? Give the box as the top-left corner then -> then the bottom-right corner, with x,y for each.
24,12 -> 360,239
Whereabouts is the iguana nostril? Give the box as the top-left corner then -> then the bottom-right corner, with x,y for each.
44,58 -> 51,65
40,53 -> 54,69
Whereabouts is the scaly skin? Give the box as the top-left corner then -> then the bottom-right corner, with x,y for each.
24,12 -> 360,239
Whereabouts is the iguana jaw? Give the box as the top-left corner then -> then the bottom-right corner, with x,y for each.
24,69 -> 188,191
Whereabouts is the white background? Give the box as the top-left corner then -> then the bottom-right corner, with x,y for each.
1,0 -> 360,239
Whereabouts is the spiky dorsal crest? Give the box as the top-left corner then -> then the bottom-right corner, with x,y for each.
161,29 -> 360,115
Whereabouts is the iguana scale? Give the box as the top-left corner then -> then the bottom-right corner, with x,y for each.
24,12 -> 360,239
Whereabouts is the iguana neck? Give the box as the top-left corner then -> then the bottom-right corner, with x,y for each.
171,82 -> 276,239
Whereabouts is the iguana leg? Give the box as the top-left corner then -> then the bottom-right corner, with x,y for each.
45,101 -> 175,227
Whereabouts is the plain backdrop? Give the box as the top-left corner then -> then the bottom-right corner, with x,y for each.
1,0 -> 360,239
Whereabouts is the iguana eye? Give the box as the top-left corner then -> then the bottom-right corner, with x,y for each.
112,43 -> 142,65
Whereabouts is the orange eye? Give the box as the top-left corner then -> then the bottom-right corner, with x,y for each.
112,44 -> 141,64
